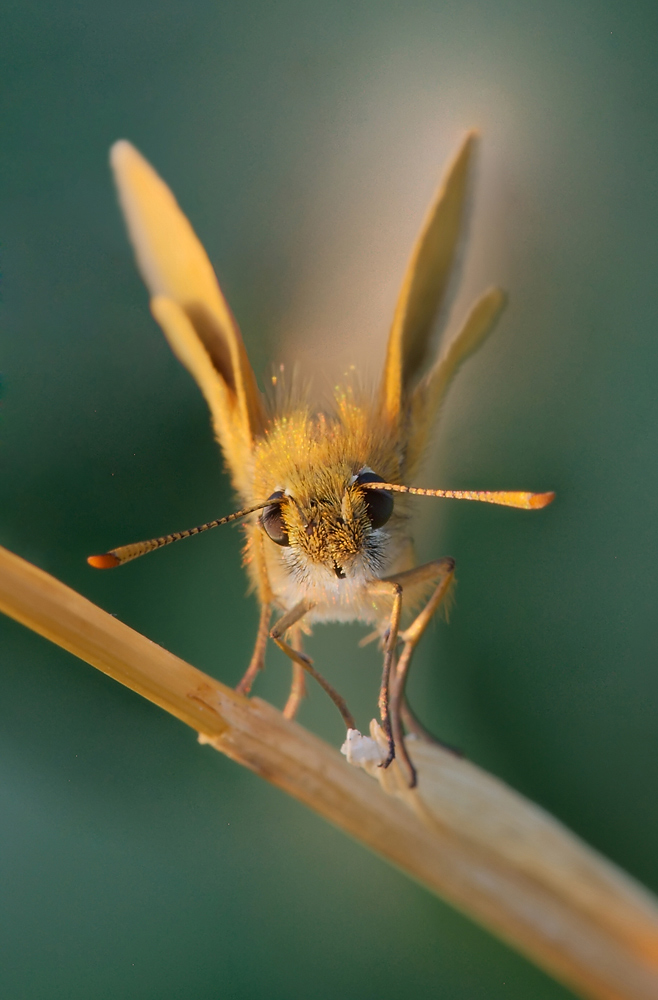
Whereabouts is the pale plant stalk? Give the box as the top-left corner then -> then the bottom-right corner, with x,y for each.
1,543 -> 657,1000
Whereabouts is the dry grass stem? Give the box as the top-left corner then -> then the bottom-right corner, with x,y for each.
1,543 -> 657,1000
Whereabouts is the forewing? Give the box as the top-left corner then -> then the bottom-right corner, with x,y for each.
110,141 -> 265,492
379,132 -> 477,425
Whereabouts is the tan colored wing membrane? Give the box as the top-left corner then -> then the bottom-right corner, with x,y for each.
110,141 -> 265,492
150,297 -> 252,495
403,287 -> 506,475
380,132 -> 477,425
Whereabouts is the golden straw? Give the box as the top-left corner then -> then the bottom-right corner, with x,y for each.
0,543 -> 657,1000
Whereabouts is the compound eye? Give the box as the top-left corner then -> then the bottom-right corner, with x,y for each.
354,471 -> 394,530
260,491 -> 289,546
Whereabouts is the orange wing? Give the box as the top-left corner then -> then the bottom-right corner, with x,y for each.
110,141 -> 265,497
378,132 -> 506,475
403,286 -> 506,475
379,132 -> 477,424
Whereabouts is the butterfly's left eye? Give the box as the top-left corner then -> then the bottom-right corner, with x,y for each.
260,491 -> 290,546
354,471 -> 394,530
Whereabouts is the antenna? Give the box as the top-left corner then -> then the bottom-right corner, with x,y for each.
87,498 -> 277,568
361,483 -> 555,510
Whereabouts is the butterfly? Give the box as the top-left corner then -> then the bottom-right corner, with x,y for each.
89,132 -> 553,786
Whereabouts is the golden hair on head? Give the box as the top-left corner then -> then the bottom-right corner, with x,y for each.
89,133 -> 553,786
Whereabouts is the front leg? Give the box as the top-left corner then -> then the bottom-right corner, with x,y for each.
270,602 -> 356,730
372,557 -> 456,787
235,603 -> 310,721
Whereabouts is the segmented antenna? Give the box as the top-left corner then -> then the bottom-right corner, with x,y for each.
87,499 -> 277,568
361,483 -> 555,510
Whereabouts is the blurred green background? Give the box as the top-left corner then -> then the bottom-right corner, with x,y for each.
2,2 -> 657,998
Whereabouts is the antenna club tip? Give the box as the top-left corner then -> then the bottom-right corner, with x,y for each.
529,491 -> 556,509
87,553 -> 120,569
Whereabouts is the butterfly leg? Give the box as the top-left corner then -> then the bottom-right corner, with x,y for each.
382,557 -> 456,786
270,602 -> 356,730
236,602 -> 272,695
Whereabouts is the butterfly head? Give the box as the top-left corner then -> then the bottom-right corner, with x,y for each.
259,468 -> 397,582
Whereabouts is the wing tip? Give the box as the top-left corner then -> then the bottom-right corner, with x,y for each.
459,129 -> 480,161
109,138 -> 138,172
483,285 -> 507,310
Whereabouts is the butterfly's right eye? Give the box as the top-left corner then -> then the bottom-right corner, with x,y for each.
260,491 -> 290,546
